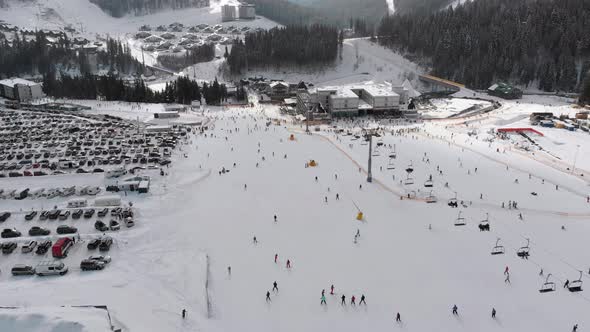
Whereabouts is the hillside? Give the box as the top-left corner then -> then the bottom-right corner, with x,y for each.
378,0 -> 590,92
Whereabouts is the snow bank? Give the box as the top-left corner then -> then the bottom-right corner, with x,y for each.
0,307 -> 112,332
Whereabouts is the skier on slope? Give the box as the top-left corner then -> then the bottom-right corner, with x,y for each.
321,295 -> 327,305
266,291 -> 271,302
359,294 -> 366,305
275,254 -> 278,263
286,259 -> 291,268
351,295 -> 356,305
341,295 -> 346,305
273,281 -> 278,292
492,308 -> 496,318
504,266 -> 509,275
452,305 -> 458,315
330,285 -> 335,295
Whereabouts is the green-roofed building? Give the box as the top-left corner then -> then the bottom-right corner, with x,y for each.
487,82 -> 523,99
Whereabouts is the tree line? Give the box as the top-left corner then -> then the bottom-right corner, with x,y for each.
0,31 -> 143,78
378,0 -> 590,93
42,74 -> 228,105
227,25 -> 340,74
157,43 -> 215,71
89,0 -> 209,18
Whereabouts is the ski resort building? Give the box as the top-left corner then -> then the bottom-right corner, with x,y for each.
488,82 -> 523,99
0,78 -> 44,102
221,5 -> 236,22
238,4 -> 256,19
301,82 -> 415,118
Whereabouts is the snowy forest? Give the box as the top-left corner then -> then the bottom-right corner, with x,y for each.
378,0 -> 590,92
89,0 -> 209,17
43,74 -> 228,105
157,43 -> 215,71
227,25 -> 340,74
0,31 -> 143,78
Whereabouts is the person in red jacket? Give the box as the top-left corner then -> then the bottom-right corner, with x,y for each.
350,295 -> 356,305
274,254 -> 278,263
286,259 -> 291,268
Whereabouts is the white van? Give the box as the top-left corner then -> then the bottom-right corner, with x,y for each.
94,195 -> 122,207
36,261 -> 68,276
67,198 -> 88,208
30,188 -> 46,199
105,167 -> 126,179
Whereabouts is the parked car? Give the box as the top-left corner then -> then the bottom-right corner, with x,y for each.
1,228 -> 21,238
80,259 -> 105,271
29,226 -> 51,236
56,225 -> 77,234
52,237 -> 73,258
124,217 -> 135,228
11,264 -> 36,276
36,261 -> 68,276
36,240 -> 52,254
71,209 -> 83,219
24,211 -> 37,220
94,220 -> 108,232
97,208 -> 109,217
2,242 -> 17,254
88,255 -> 111,264
58,210 -> 70,220
110,207 -> 122,216
83,209 -> 95,218
48,209 -> 61,220
21,240 -> 38,253
109,220 -> 121,231
0,212 -> 12,222
99,237 -> 113,251
39,210 -> 50,220
87,238 -> 101,250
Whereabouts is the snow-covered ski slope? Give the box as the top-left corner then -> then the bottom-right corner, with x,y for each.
1,100 -> 588,331
0,0 -> 278,37
183,37 -> 422,84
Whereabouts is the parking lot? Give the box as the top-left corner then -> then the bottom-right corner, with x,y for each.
0,106 -> 192,279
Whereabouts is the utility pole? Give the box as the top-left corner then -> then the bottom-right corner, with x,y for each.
305,110 -> 310,133
367,133 -> 373,183
572,144 -> 580,174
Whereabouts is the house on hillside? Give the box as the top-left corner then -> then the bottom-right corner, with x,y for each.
488,83 -> 523,99
0,78 -> 44,102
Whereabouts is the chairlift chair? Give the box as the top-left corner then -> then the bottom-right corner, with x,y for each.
491,238 -> 505,255
387,158 -> 395,170
424,179 -> 434,188
454,211 -> 466,226
516,238 -> 530,258
405,161 -> 414,174
404,175 -> 414,185
480,213 -> 489,225
568,271 -> 583,292
539,274 -> 556,293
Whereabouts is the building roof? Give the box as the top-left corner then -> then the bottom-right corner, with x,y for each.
329,88 -> 358,99
0,78 -> 40,87
269,81 -> 289,88
362,85 -> 398,98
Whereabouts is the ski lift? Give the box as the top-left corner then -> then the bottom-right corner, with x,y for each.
376,141 -> 384,147
480,213 -> 489,225
425,191 -> 437,203
361,140 -> 368,146
448,193 -> 458,208
424,179 -> 434,188
351,135 -> 360,141
405,161 -> 414,174
372,149 -> 380,157
491,238 -> 505,255
568,271 -> 583,292
387,158 -> 395,170
539,273 -> 556,293
454,211 -> 466,226
516,238 -> 530,258
404,175 -> 414,185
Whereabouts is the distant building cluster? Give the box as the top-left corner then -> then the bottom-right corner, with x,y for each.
0,78 -> 44,102
297,80 -> 421,118
222,3 -> 256,22
487,82 -> 523,100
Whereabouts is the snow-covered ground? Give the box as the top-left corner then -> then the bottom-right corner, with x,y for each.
0,307 -> 113,332
0,0 -> 278,37
179,37 -> 422,84
1,98 -> 588,331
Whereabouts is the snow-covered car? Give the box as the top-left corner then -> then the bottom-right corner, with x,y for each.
88,255 -> 111,264
109,220 -> 120,231
21,240 -> 37,253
